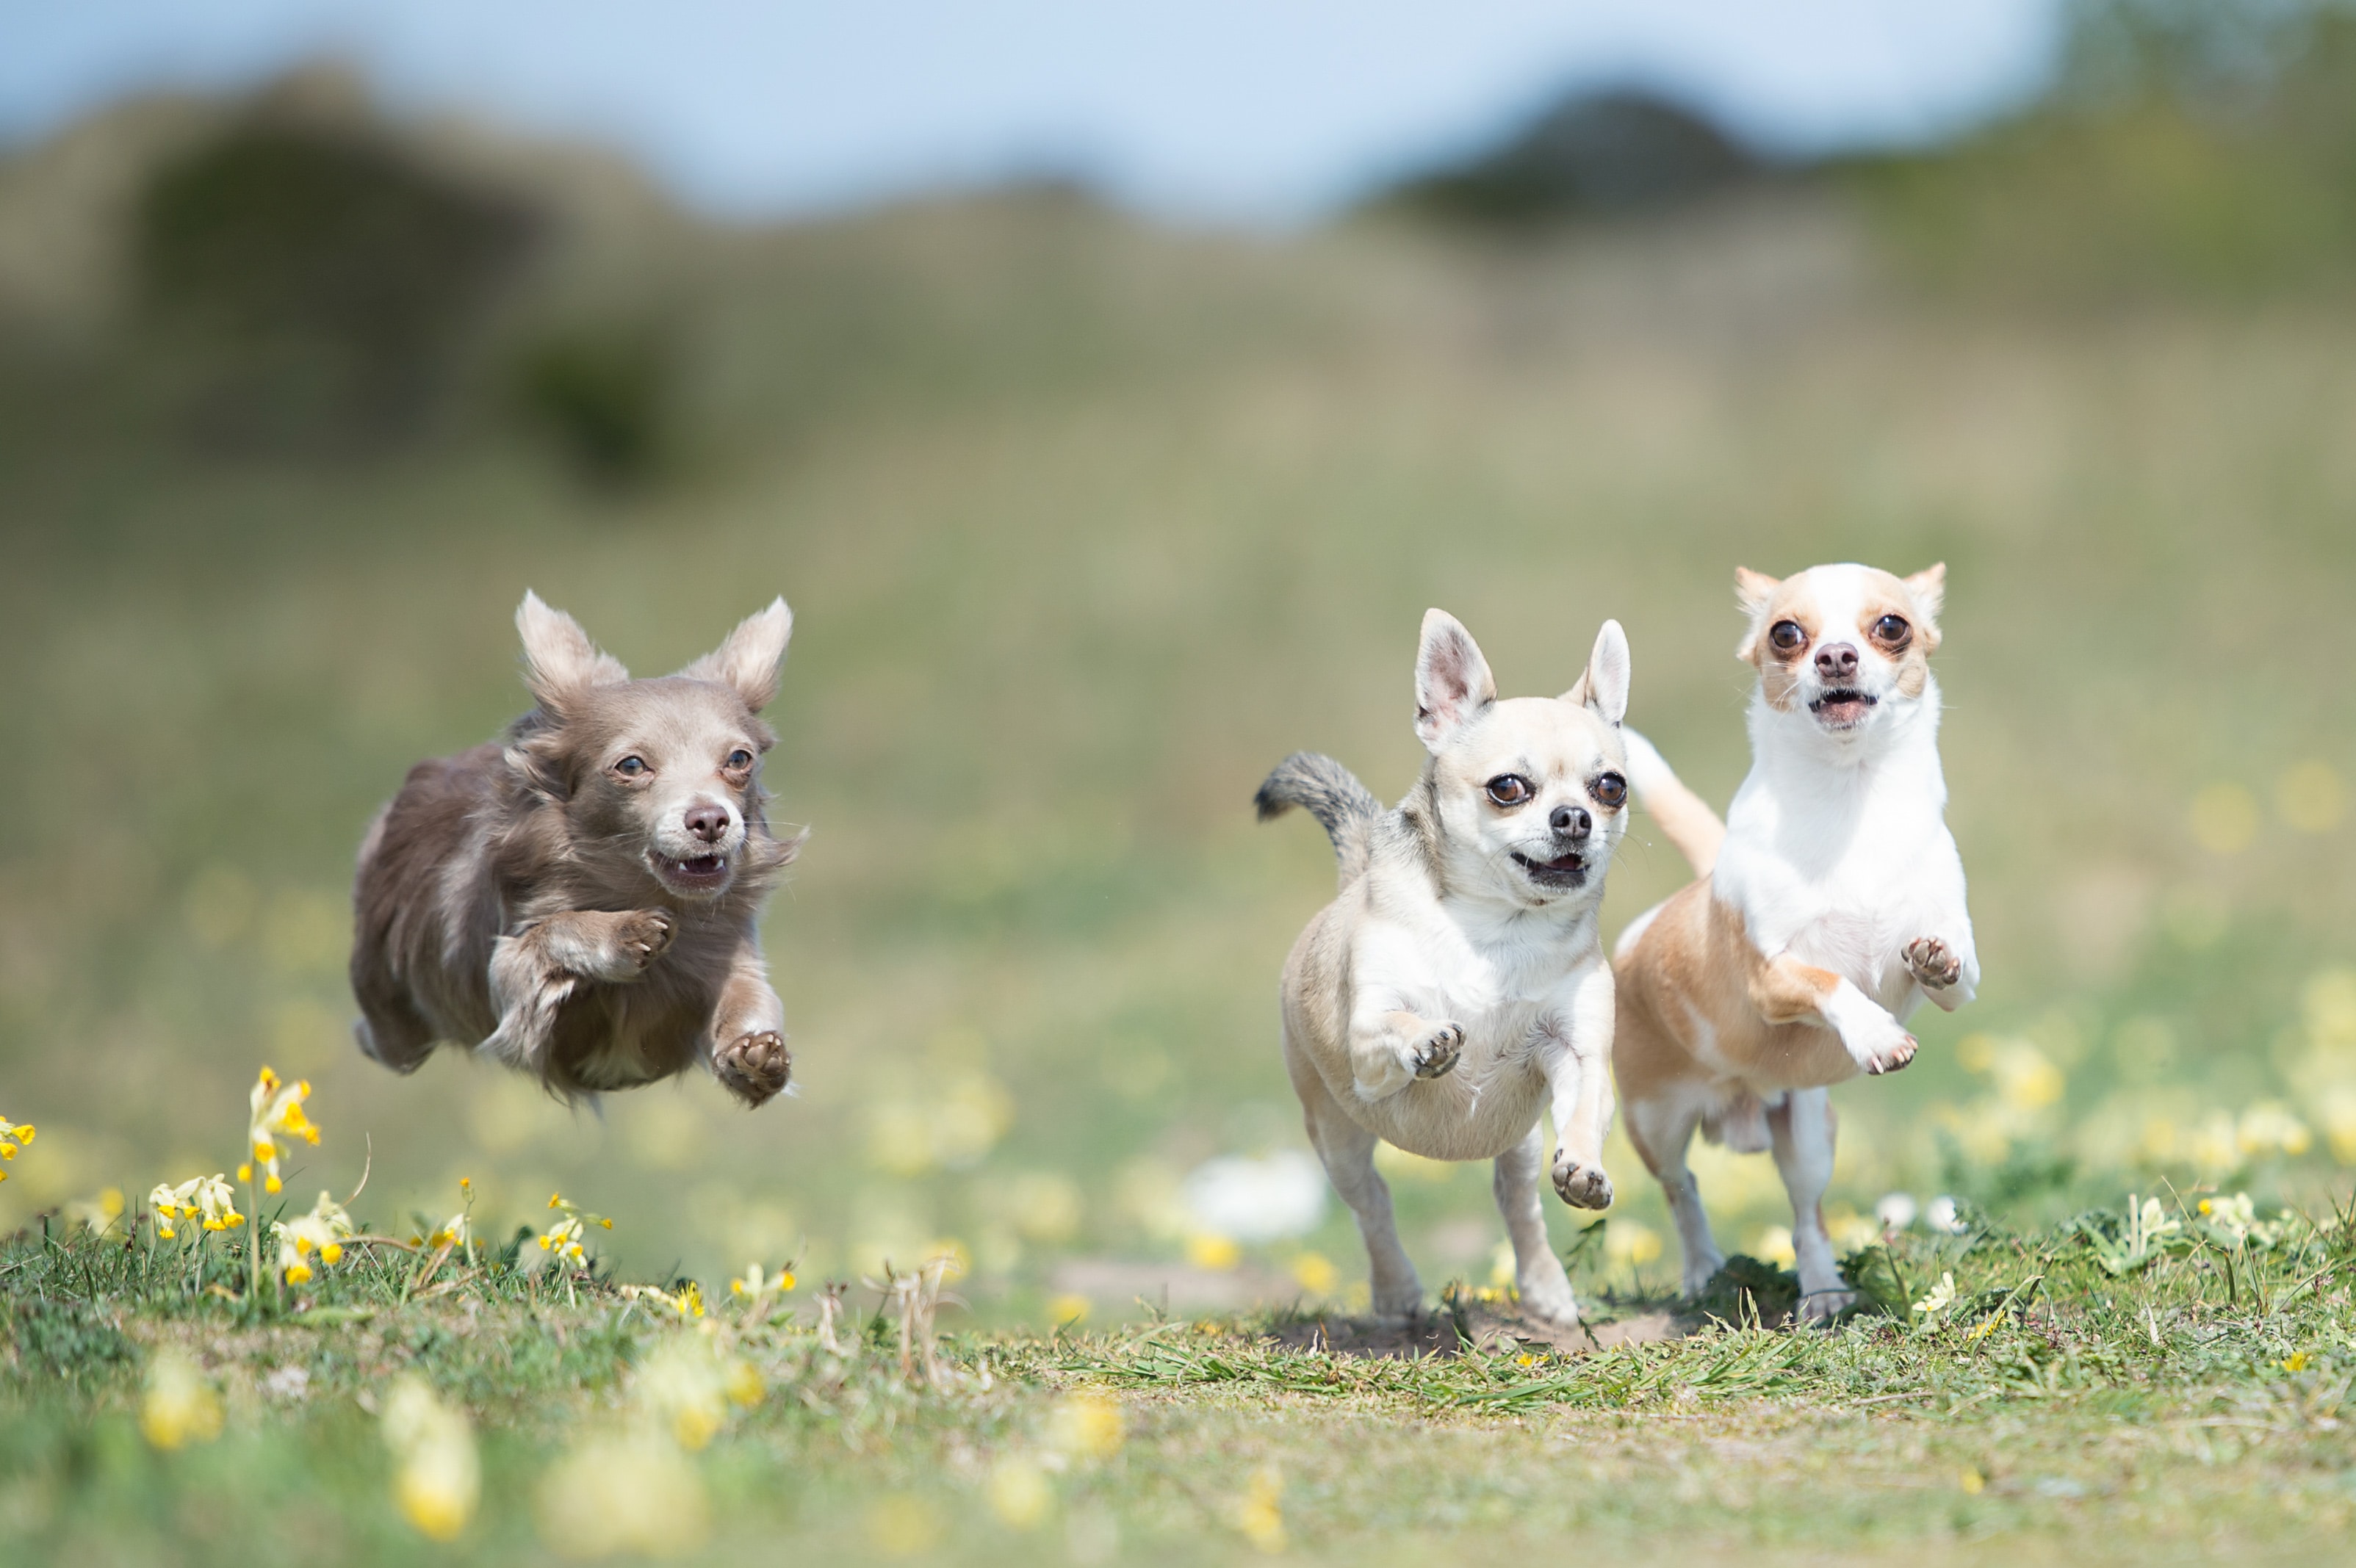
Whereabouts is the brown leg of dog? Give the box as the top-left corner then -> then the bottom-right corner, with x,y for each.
483,910 -> 674,1073
709,940 -> 791,1106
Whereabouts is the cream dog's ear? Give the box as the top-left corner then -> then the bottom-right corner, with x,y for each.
677,597 -> 793,710
1560,619 -> 1630,727
1903,563 -> 1946,643
1413,608 -> 1496,751
516,590 -> 629,713
1733,566 -> 1782,662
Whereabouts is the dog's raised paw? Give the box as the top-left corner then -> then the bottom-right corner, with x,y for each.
1903,936 -> 1961,990
1552,1155 -> 1613,1210
1409,1023 -> 1464,1080
615,910 -> 675,971
1860,1032 -> 1918,1076
714,1029 -> 792,1105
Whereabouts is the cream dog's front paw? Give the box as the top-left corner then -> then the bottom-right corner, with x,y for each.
1551,1152 -> 1613,1209
1407,1022 -> 1464,1080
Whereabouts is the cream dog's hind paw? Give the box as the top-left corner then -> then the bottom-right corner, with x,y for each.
1903,936 -> 1961,990
1552,1153 -> 1613,1210
714,1030 -> 792,1105
1408,1023 -> 1464,1080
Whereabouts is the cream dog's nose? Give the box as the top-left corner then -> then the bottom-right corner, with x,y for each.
1549,803 -> 1591,839
1815,642 -> 1859,679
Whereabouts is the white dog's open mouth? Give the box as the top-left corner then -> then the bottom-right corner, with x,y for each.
649,851 -> 732,893
1511,850 -> 1587,888
1808,688 -> 1878,729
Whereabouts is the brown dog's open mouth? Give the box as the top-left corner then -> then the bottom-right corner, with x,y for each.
1809,688 -> 1878,728
649,851 -> 732,892
1511,850 -> 1587,888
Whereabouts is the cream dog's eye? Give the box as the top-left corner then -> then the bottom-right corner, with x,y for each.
1591,772 -> 1627,808
1873,614 -> 1910,645
615,756 -> 647,776
1769,621 -> 1806,653
1485,775 -> 1533,808
726,749 -> 753,770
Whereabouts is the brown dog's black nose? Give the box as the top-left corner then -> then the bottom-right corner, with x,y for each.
685,803 -> 731,844
1550,804 -> 1591,839
1815,642 -> 1859,680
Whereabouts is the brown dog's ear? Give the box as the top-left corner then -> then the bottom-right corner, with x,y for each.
1733,566 -> 1781,662
516,591 -> 628,712
677,597 -> 793,710
1903,562 -> 1946,633
1414,608 -> 1496,752
1560,619 -> 1630,726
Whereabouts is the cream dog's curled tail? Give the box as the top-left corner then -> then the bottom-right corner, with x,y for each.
1255,752 -> 1382,887
1620,729 -> 1726,878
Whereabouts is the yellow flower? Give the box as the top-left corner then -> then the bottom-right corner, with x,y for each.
730,1261 -> 796,1298
140,1351 -> 223,1450
1186,1232 -> 1241,1270
149,1174 -> 243,1240
538,1432 -> 709,1558
2284,1351 -> 2310,1373
987,1455 -> 1051,1529
1047,1293 -> 1091,1328
1289,1251 -> 1338,1296
1045,1393 -> 1124,1462
246,1066 -> 320,1194
1236,1467 -> 1287,1553
538,1194 -> 610,1269
0,1113 -> 32,1177
635,1338 -> 730,1451
383,1376 -> 480,1542
274,1191 -> 356,1283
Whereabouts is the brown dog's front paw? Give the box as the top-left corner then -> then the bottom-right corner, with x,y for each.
714,1030 -> 792,1106
1903,936 -> 1961,990
1552,1154 -> 1613,1210
615,910 -> 675,972
1409,1023 -> 1464,1080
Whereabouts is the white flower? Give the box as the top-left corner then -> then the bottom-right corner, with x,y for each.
1925,1196 -> 1967,1234
1912,1272 -> 1959,1320
1876,1193 -> 1919,1230
1181,1152 -> 1327,1243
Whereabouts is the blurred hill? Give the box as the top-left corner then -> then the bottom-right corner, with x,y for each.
2,10 -> 2355,1313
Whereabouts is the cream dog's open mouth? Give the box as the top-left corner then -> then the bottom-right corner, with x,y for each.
1809,688 -> 1878,729
1511,850 -> 1587,888
649,850 -> 731,893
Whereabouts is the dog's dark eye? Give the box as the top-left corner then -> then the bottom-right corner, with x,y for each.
615,756 -> 647,777
1591,772 -> 1627,809
1872,614 -> 1910,646
1768,621 -> 1806,654
1485,775 -> 1534,809
726,749 -> 753,770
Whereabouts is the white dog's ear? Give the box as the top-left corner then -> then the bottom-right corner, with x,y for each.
1561,619 -> 1630,727
1904,562 -> 1946,631
678,597 -> 793,709
1414,608 -> 1496,751
516,590 -> 629,712
1733,566 -> 1781,662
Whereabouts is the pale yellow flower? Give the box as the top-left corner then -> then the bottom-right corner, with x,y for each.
274,1191 -> 356,1284
987,1456 -> 1051,1529
1912,1272 -> 1959,1320
242,1066 -> 320,1194
1045,1393 -> 1124,1462
140,1351 -> 223,1450
537,1193 -> 611,1269
538,1433 -> 708,1559
1289,1251 -> 1338,1295
0,1113 -> 32,1181
635,1337 -> 730,1451
1047,1293 -> 1090,1328
383,1376 -> 480,1542
1186,1232 -> 1241,1270
730,1261 -> 796,1300
1236,1467 -> 1287,1553
150,1174 -> 243,1240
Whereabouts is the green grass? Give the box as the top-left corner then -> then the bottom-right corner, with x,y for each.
10,1196 -> 2356,1565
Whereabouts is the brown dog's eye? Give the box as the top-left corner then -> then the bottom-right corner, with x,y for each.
1485,775 -> 1534,808
727,749 -> 753,770
1768,621 -> 1806,654
615,756 -> 647,777
1591,772 -> 1627,809
1872,614 -> 1910,646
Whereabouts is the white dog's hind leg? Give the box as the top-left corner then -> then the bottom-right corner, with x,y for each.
1541,967 -> 1616,1208
1765,1088 -> 1853,1320
1299,1072 -> 1424,1322
1625,1093 -> 1723,1296
1494,1126 -> 1578,1326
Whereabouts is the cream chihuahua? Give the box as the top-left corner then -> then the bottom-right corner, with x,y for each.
1258,610 -> 1632,1326
1613,563 -> 1978,1318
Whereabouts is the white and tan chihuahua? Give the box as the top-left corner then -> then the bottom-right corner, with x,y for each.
1258,610 -> 1632,1326
1613,563 -> 1977,1318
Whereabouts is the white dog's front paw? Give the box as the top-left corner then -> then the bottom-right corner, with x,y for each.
1903,936 -> 1961,990
1551,1152 -> 1613,1210
1844,1015 -> 1917,1076
1516,1273 -> 1580,1329
1406,1022 -> 1464,1081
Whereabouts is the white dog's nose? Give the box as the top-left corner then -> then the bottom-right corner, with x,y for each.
1814,642 -> 1859,679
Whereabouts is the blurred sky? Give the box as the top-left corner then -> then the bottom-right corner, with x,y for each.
3,0 -> 2064,225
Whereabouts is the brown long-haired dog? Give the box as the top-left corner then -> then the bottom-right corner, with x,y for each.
350,592 -> 803,1104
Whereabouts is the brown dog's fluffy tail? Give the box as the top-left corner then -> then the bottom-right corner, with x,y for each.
1256,753 -> 1383,888
1623,729 -> 1726,878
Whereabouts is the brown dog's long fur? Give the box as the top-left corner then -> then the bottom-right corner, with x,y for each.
350,593 -> 803,1103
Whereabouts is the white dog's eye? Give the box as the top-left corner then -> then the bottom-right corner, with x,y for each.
1872,614 -> 1910,646
1591,772 -> 1627,809
1484,775 -> 1534,808
615,756 -> 648,777
1768,621 -> 1806,654
727,749 -> 753,770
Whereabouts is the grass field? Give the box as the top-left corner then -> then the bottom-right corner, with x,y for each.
7,55 -> 2356,1560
